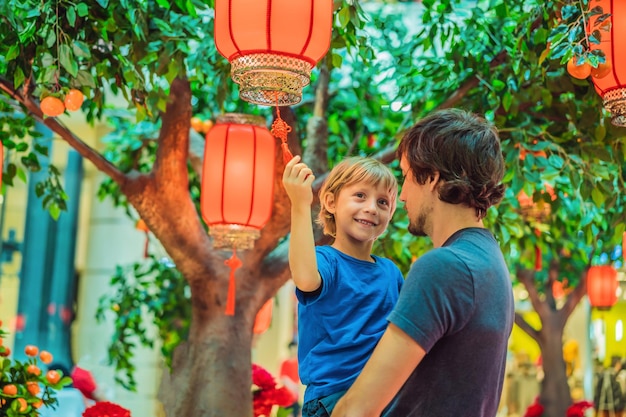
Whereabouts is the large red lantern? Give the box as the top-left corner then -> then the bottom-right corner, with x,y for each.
214,0 -> 333,106
588,0 -> 626,126
587,265 -> 619,309
201,113 -> 276,314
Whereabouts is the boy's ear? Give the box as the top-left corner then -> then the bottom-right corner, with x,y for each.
324,192 -> 336,214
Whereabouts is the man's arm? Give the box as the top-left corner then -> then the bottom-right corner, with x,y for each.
282,156 -> 321,292
331,323 -> 426,417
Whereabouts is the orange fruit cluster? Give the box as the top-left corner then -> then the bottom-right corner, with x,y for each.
40,89 -> 85,117
566,57 -> 612,80
191,116 -> 214,134
1,320 -> 67,416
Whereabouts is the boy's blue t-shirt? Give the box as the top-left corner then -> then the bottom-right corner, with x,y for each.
296,245 -> 404,403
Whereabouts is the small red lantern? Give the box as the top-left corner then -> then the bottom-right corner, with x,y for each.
201,113 -> 276,314
588,0 -> 626,126
214,0 -> 333,106
253,299 -> 273,335
587,265 -> 619,309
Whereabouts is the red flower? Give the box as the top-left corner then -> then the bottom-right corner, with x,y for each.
523,398 -> 594,417
83,401 -> 131,417
566,400 -> 594,417
524,397 -> 544,417
252,364 -> 296,417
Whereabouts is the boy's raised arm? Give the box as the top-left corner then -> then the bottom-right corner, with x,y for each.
282,156 -> 322,292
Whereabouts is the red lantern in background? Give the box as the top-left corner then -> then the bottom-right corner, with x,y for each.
253,299 -> 273,335
201,114 -> 276,315
587,265 -> 619,309
588,0 -> 626,126
214,0 -> 333,106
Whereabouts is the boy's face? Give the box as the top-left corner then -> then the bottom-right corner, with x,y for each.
326,181 -> 394,243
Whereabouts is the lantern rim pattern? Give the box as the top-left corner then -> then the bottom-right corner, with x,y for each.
215,0 -> 333,106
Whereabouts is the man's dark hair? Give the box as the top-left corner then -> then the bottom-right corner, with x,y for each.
397,108 -> 506,219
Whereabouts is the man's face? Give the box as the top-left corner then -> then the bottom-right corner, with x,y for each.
399,156 -> 431,237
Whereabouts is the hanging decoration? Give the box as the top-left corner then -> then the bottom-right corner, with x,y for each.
586,265 -> 619,310
587,0 -> 626,126
517,183 -> 556,270
201,113 -> 276,315
253,299 -> 274,335
214,0 -> 333,107
135,219 -> 150,258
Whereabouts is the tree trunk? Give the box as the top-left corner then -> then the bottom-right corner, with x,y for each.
158,308 -> 254,417
515,262 -> 588,417
537,323 -> 572,417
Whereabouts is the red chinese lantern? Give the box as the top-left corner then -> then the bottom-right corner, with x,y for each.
214,0 -> 333,106
253,299 -> 273,335
588,0 -> 626,126
201,113 -> 276,315
587,265 -> 619,309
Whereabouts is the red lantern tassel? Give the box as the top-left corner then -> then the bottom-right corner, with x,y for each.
224,249 -> 242,316
534,245 -> 542,271
270,94 -> 294,163
534,228 -> 542,271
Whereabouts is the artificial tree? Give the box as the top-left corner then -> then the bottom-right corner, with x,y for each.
2,1 -> 626,416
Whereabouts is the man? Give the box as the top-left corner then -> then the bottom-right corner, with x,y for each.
331,108 -> 514,417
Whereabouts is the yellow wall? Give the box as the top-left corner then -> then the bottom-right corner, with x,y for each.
591,300 -> 626,366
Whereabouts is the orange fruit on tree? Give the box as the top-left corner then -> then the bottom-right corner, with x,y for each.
15,397 -> 27,412
40,96 -> 66,117
64,89 -> 85,111
2,384 -> 17,395
566,57 -> 591,79
26,364 -> 41,376
26,381 -> 40,396
0,347 -> 10,357
191,117 -> 204,132
591,61 -> 612,79
46,369 -> 61,384
202,119 -> 214,133
39,350 -> 53,364
24,344 -> 39,357
33,399 -> 43,409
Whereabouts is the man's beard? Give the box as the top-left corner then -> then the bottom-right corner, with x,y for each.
407,212 -> 428,237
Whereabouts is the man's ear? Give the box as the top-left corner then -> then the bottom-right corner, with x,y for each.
324,192 -> 336,214
428,172 -> 440,192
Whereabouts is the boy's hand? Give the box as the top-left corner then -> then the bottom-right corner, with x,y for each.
282,155 -> 316,206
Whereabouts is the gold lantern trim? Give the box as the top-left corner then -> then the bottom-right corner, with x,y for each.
603,88 -> 626,127
230,53 -> 312,106
210,224 -> 261,251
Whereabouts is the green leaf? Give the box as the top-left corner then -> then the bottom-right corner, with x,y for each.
6,44 -> 19,62
591,187 -> 605,207
72,41 -> 91,58
76,3 -> 89,17
59,44 -> 78,77
67,6 -> 76,27
13,66 -> 25,90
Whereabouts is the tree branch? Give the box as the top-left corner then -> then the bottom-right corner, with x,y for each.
154,77 -> 193,187
515,312 -> 540,343
0,77 -> 127,185
517,268 -> 550,317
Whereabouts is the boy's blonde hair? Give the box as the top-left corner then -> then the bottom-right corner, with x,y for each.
317,156 -> 398,237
